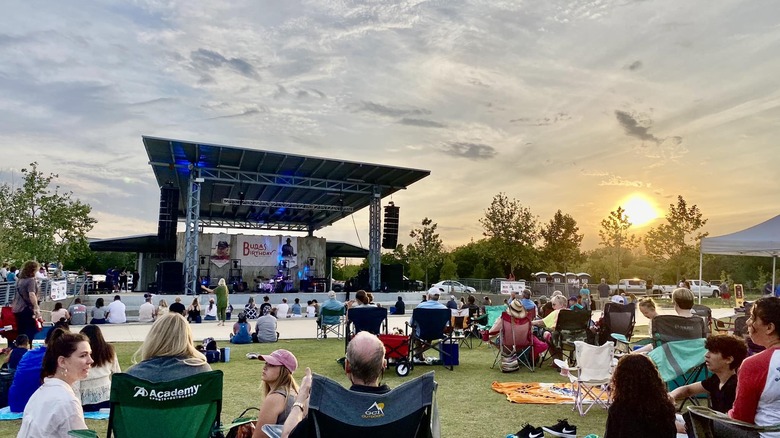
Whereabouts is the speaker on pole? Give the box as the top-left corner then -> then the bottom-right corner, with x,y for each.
382,202 -> 399,249
157,185 -> 179,258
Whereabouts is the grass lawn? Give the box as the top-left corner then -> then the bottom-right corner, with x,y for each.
0,338 -> 613,438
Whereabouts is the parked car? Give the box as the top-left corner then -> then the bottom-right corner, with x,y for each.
403,276 -> 424,291
431,280 -> 476,294
609,278 -> 648,295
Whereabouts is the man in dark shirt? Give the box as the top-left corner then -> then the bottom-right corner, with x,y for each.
169,297 -> 186,316
597,278 -> 611,299
393,296 -> 405,315
260,295 -> 272,316
282,332 -> 391,436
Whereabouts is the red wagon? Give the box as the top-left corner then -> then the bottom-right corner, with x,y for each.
377,334 -> 412,377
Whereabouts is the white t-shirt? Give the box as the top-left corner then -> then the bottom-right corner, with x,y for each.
276,303 -> 289,318
106,300 -> 127,324
205,303 -> 217,317
138,302 -> 155,322
19,378 -> 87,437
306,305 -> 316,318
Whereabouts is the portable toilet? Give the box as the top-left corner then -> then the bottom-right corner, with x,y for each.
577,273 -> 592,286
549,272 -> 564,284
534,272 -> 548,283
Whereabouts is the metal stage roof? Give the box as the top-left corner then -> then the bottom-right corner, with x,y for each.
89,234 -> 369,259
143,136 -> 430,233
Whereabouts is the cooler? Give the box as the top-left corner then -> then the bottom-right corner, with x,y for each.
439,340 -> 459,366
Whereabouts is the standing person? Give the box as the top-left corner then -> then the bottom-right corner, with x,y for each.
18,330 -> 93,437
77,325 -> 121,412
168,297 -> 186,316
118,268 -> 128,292
138,294 -> 156,323
204,298 -> 217,321
604,354 -> 677,437
729,297 -> 780,434
579,283 -> 591,310
597,278 -> 610,300
90,298 -> 108,324
187,298 -> 202,323
11,261 -> 43,342
127,313 -> 211,382
68,298 -> 87,326
201,278 -> 229,326
105,295 -> 127,324
253,350 -> 299,438
50,302 -> 70,324
0,262 -> 8,281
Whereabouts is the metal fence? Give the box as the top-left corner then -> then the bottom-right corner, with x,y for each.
0,275 -> 94,306
452,278 -> 587,297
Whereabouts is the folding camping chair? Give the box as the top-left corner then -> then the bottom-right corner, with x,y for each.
450,308 -> 471,348
692,304 -> 713,336
407,308 -> 454,371
317,306 -> 346,339
595,302 -> 636,346
344,307 -> 388,352
546,309 -> 593,366
554,341 -> 615,416
490,311 -> 536,372
270,371 -> 439,438
687,405 -> 780,438
647,315 -> 708,411
79,370 -> 224,438
477,305 -> 506,346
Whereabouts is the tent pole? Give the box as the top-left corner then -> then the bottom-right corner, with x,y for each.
773,256 -> 776,295
698,252 -> 703,305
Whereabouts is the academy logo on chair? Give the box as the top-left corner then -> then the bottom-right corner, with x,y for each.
361,401 -> 385,419
133,384 -> 202,401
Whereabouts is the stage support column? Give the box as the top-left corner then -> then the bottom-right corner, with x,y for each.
369,186 -> 381,291
183,165 -> 202,296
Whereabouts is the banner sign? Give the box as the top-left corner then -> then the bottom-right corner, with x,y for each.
236,235 -> 279,267
210,234 -> 232,268
50,279 -> 67,301
500,281 -> 527,295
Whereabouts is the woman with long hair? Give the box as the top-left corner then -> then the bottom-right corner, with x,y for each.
729,297 -> 780,430
127,313 -> 211,382
201,278 -> 229,326
204,298 -> 217,321
50,302 -> 70,324
90,297 -> 107,324
605,354 -> 677,437
18,329 -> 93,437
187,298 -> 202,323
231,312 -> 252,344
252,349 -> 299,438
11,261 -> 43,341
157,298 -> 169,317
77,325 -> 121,411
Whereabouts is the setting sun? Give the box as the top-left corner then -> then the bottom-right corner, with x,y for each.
620,194 -> 660,227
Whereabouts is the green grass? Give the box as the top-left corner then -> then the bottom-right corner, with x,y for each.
0,340 -> 612,438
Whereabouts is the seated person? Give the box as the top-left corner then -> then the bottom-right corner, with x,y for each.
50,302 -> 70,323
204,298 -> 218,321
291,298 -> 302,317
231,312 -> 253,344
254,312 -> 279,343
633,288 -> 698,355
410,291 -> 447,362
669,334 -> 747,434
519,290 -> 536,311
393,296 -> 406,315
244,297 -> 260,320
531,295 -> 569,362
4,334 -> 30,370
568,295 -> 584,310
8,327 -> 64,413
487,301 -> 547,362
638,297 -> 659,336
537,296 -> 552,318
281,332 -> 391,437
319,291 -> 345,326
187,298 -> 202,323
255,350 -> 300,435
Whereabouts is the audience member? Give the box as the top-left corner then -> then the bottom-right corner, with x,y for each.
157,299 -> 170,317
348,290 -> 373,308
597,278 -> 610,299
9,327 -> 66,412
19,330 -> 93,436
410,290 -> 447,362
6,266 -> 18,282
669,335 -> 747,434
231,312 -> 252,344
466,295 -> 481,319
6,334 -> 30,369
201,278 -> 229,326
127,313 -> 211,382
633,288 -> 696,355
245,297 -> 260,320
11,261 -> 43,341
68,298 -> 87,326
254,312 -> 279,343
729,297 -> 780,430
291,298 -> 302,317
487,300 -> 547,362
305,301 -> 315,318
580,283 -> 591,310
105,295 -> 127,324
638,297 -> 658,336
393,296 -> 406,315
605,354 -> 677,437
320,291 -> 345,324
77,325 -> 121,412
254,350 -> 299,436
260,296 -> 273,317
50,302 -> 70,324
187,298 -> 202,323
519,290 -> 536,312
281,332 -> 390,437
169,297 -> 186,316
204,298 -> 217,321
90,298 -> 108,324
446,295 -> 458,310
276,298 -> 289,319
138,294 -> 156,323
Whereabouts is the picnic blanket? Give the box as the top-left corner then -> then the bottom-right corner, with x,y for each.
492,382 -> 610,404
0,406 -> 110,420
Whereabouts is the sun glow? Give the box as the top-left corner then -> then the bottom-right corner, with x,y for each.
620,194 -> 660,227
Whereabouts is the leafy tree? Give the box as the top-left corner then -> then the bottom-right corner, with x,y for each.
407,217 -> 444,286
644,195 -> 708,281
598,206 -> 639,281
479,193 -> 540,277
0,162 -> 96,264
439,255 -> 458,280
540,210 -> 584,272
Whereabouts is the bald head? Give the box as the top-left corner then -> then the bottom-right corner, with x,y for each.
346,332 -> 386,385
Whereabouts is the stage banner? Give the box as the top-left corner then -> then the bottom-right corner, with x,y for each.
50,280 -> 67,301
210,233 -> 232,268
237,235 -> 279,267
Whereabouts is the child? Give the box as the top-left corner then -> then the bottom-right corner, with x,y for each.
7,334 -> 30,369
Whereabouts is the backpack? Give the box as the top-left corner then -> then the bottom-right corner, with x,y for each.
203,337 -> 218,351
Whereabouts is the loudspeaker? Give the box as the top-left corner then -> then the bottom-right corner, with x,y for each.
381,263 -> 404,292
382,203 -> 399,250
156,261 -> 183,293
157,186 -> 179,256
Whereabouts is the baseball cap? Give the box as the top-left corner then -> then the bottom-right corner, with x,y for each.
258,349 -> 298,373
328,291 -> 336,298
217,240 -> 229,248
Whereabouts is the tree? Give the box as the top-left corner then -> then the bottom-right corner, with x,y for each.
407,217 -> 444,287
598,206 -> 639,281
439,255 -> 458,281
479,193 -> 540,277
644,195 -> 708,281
540,210 -> 584,272
0,162 -> 96,264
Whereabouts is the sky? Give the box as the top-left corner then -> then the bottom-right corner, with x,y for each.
1,0 -> 779,251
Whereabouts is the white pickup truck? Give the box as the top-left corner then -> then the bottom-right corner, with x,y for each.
609,278 -> 648,295
652,280 -> 720,298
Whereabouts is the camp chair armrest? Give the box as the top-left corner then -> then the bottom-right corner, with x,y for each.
688,406 -> 780,432
68,429 -> 99,438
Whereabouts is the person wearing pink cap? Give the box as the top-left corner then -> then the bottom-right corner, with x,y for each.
254,349 -> 300,438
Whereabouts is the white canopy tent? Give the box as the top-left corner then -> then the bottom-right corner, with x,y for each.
699,214 -> 780,302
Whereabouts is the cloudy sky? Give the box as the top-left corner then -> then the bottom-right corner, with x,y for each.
1,0 -> 779,250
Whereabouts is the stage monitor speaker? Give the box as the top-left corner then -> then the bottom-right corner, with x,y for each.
156,261 -> 183,293
157,186 -> 179,256
382,203 -> 399,249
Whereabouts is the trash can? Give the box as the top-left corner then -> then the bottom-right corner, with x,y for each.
440,340 -> 459,366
